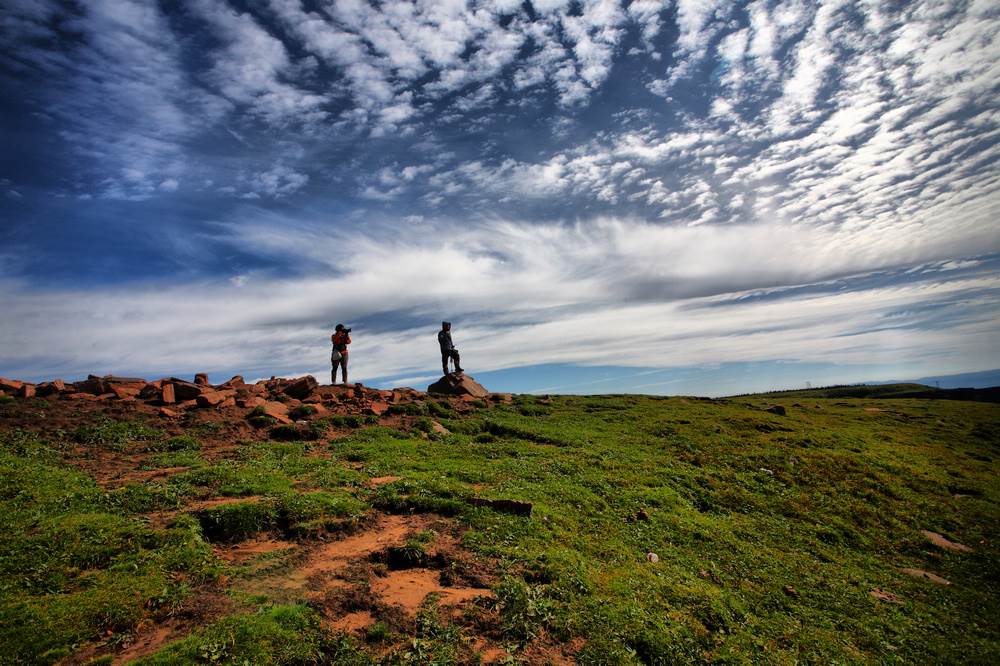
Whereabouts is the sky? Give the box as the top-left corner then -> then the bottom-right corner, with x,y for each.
1,0 -> 999,396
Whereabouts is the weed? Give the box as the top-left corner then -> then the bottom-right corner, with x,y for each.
73,417 -> 162,451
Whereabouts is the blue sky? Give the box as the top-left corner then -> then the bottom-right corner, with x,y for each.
1,0 -> 998,395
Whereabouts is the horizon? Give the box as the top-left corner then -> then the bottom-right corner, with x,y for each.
2,0 -> 999,393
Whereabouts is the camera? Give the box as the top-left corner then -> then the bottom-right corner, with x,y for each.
343,327 -> 352,333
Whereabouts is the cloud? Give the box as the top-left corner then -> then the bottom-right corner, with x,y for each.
2,213 -> 996,383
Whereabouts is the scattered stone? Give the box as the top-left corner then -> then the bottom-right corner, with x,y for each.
65,392 -> 98,401
139,384 -> 162,400
77,375 -> 111,395
367,400 -> 389,416
261,401 -> 293,424
468,497 -> 533,516
196,390 -> 234,408
111,385 -> 142,400
921,530 -> 973,553
0,378 -> 24,393
646,552 -> 659,563
237,396 -> 266,409
783,585 -> 799,598
431,420 -> 450,435
870,588 -> 903,604
36,379 -> 65,396
427,373 -> 489,398
219,375 -> 245,388
635,508 -> 650,521
759,467 -> 774,475
158,407 -> 179,418
899,568 -> 950,586
163,379 -> 204,401
194,373 -> 210,386
18,384 -> 36,398
766,405 -> 786,416
283,375 -> 319,400
218,397 -> 236,409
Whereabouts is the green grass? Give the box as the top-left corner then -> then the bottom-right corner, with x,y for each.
1,396 -> 998,663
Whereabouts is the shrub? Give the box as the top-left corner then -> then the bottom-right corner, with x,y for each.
148,435 -> 200,453
289,404 -> 318,420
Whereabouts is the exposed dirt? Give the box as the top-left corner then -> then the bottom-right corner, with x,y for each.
326,610 -> 376,634
921,529 -> 974,552
372,568 -> 493,615
214,536 -> 298,564
899,568 -> 951,585
368,475 -> 403,487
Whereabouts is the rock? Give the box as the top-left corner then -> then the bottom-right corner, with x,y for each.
105,376 -> 146,385
262,401 -> 292,424
194,373 -> 209,386
65,392 -> 98,401
161,383 -> 176,404
218,397 -> 236,409
237,396 -> 266,408
219,375 -> 245,388
870,588 -> 903,604
111,385 -> 142,400
196,390 -> 235,408
921,530 -> 973,553
468,497 -> 532,516
899,568 -> 950,586
427,373 -> 489,398
635,509 -> 650,521
766,405 -> 786,416
490,393 -> 513,403
431,420 -> 450,435
783,585 -> 799,598
163,378 -> 204,401
18,384 -> 36,398
158,407 -> 179,418
283,375 -> 319,400
36,379 -> 65,396
646,552 -> 659,563
0,378 -> 24,392
366,400 -> 389,416
77,375 -> 111,395
139,384 -> 162,400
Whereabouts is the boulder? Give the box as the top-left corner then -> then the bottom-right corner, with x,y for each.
366,400 -> 389,416
36,380 -> 66,396
158,407 -> 179,418
163,378 -> 204,401
194,373 -> 210,386
261,401 -> 292,424
111,384 -> 142,400
66,392 -> 98,401
283,375 -> 319,400
105,375 -> 147,385
196,390 -> 235,408
139,384 -> 162,400
0,378 -> 23,393
427,373 -> 489,398
77,375 -> 111,395
237,395 -> 266,409
765,405 -> 787,416
161,383 -> 176,404
18,384 -> 36,398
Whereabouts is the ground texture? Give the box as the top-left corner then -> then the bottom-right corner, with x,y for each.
0,380 -> 997,664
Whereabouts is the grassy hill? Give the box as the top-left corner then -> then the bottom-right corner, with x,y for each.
0,388 -> 998,664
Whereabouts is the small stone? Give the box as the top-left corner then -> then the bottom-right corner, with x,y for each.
921,530 -> 973,553
766,405 -> 786,416
158,407 -> 179,418
783,585 -> 799,597
870,588 -> 903,604
899,568 -> 950,586
646,552 -> 659,563
635,509 -> 650,521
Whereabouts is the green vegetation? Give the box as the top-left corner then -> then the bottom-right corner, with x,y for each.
1,394 -> 998,663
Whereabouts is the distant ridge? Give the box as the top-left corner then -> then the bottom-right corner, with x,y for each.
870,369 -> 1000,390
735,382 -> 1000,403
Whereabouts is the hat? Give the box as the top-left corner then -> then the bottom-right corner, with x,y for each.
442,321 -> 451,327
335,323 -> 345,331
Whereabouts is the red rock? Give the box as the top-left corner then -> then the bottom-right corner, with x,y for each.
105,376 -> 146,385
490,393 -> 513,403
65,392 -> 98,401
219,375 -> 245,389
139,384 -> 162,400
163,379 -> 204,401
0,378 -> 23,392
161,383 -> 176,404
218,397 -> 236,408
96,393 -> 117,401
19,384 -> 36,398
176,399 -> 198,410
366,400 -> 389,416
262,401 -> 292,424
158,407 -> 179,418
431,420 -> 450,435
237,396 -> 266,408
77,375 -> 111,395
111,385 -> 142,400
36,380 -> 64,396
194,373 -> 210,386
196,390 -> 235,407
427,373 -> 489,398
283,375 -> 319,400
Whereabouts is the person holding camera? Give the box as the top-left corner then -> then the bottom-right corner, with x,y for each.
331,324 -> 352,384
438,321 -> 463,375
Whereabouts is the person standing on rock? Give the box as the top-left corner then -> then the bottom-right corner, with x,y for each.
331,324 -> 352,384
438,321 -> 463,375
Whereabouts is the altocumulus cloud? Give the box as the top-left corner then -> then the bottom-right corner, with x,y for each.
0,0 -> 998,389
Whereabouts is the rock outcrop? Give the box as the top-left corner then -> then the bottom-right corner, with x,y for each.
427,372 -> 489,398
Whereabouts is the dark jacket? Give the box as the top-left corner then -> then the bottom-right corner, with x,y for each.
438,329 -> 454,353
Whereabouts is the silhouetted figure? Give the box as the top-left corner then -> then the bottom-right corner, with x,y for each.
438,321 -> 463,375
331,324 -> 352,384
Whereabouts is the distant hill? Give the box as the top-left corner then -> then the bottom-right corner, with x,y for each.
872,369 -> 1000,389
742,382 -> 1000,402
